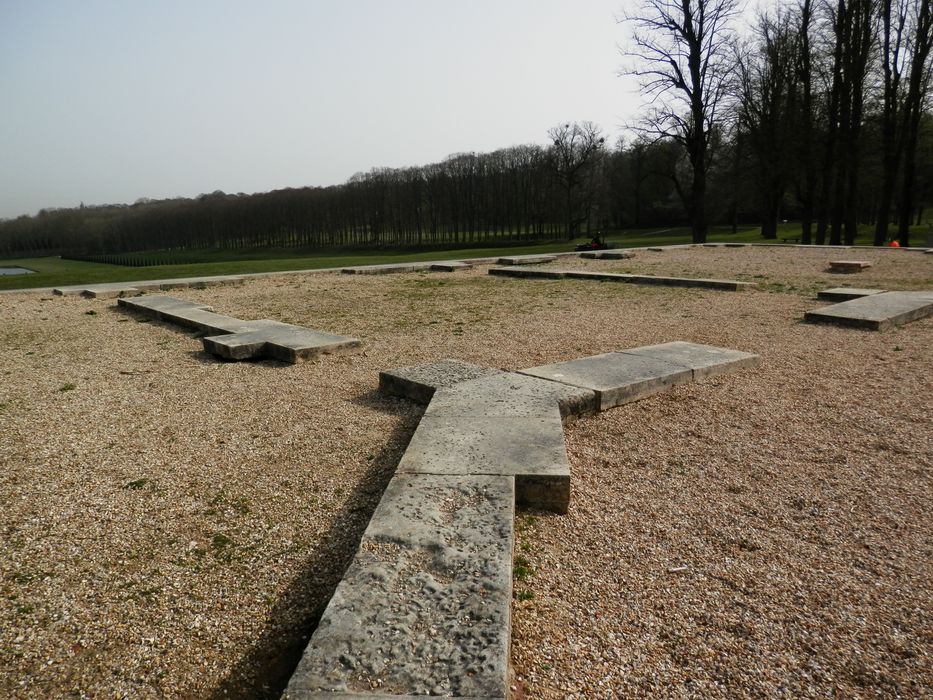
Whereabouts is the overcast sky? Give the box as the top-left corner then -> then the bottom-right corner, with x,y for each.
0,0 -> 647,219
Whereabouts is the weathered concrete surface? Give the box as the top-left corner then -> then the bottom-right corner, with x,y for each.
379,360 -> 505,404
620,341 -> 761,380
53,275 -> 244,298
341,263 -> 432,275
829,260 -> 873,273
425,371 -> 596,420
117,296 -> 251,334
54,283 -> 145,298
118,296 -> 360,362
487,267 -> 751,290
285,473 -> 513,699
817,287 -> 887,302
397,411 -> 570,513
562,271 -> 753,291
487,267 -> 566,280
518,352 -> 694,411
430,261 -> 472,272
496,255 -> 557,265
203,324 -> 361,362
805,291 -> 933,330
579,250 -> 635,260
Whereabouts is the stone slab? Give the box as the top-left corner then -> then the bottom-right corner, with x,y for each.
117,296 -> 251,334
620,341 -> 760,380
397,414 -> 570,513
828,260 -> 872,273
430,261 -> 472,272
425,372 -> 597,420
285,473 -> 513,699
487,267 -> 566,280
562,271 -> 753,291
579,250 -> 635,260
518,352 -> 693,411
341,263 -> 432,275
54,282 -> 145,298
379,360 -> 506,404
817,287 -> 887,302
203,325 -> 361,362
496,255 -> 557,265
119,295 -> 360,362
804,291 -> 933,330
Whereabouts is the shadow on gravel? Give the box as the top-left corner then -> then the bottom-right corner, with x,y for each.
207,391 -> 422,700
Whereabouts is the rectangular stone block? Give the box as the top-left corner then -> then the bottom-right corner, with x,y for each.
619,341 -> 761,381
518,352 -> 693,411
496,255 -> 557,265
425,372 -> 596,420
203,324 -> 361,362
829,260 -> 872,273
487,267 -> 566,279
817,288 -> 886,302
285,473 -> 514,699
562,271 -> 753,291
430,261 -> 471,272
379,360 -> 506,404
805,291 -> 933,330
397,414 -> 570,513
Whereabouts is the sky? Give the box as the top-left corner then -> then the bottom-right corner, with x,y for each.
0,0 -> 643,219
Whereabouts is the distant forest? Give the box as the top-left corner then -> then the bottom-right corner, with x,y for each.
2,0 -> 932,256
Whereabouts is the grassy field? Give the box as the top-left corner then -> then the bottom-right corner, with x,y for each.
1,223 -> 926,291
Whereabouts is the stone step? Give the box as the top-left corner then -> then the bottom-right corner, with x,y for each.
285,473 -> 514,700
341,263 -> 433,275
805,291 -> 933,330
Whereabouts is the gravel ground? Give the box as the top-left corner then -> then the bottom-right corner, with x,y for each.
0,247 -> 930,698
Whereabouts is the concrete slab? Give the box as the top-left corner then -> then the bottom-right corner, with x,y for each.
379,359 -> 506,404
397,413 -> 570,513
518,352 -> 693,411
117,296 -> 251,334
341,263 -> 431,275
805,291 -> 933,330
119,295 -> 360,362
203,324 -> 361,362
562,271 -> 753,291
429,261 -> 472,272
817,287 -> 887,302
54,282 -> 145,298
579,250 -> 635,260
487,267 -> 566,280
286,473 -> 513,699
620,341 -> 760,380
496,255 -> 557,265
425,372 -> 597,420
829,260 -> 872,273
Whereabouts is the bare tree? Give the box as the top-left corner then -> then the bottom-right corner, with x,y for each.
897,0 -> 933,245
736,8 -> 799,239
548,121 -> 606,239
624,0 -> 740,243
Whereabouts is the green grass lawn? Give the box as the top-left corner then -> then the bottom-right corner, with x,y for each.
1,223 -> 927,291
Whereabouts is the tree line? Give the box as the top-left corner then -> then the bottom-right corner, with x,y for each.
1,0 -> 932,257
626,0 -> 933,245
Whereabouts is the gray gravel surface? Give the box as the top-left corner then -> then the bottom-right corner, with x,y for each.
0,247 -> 930,698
